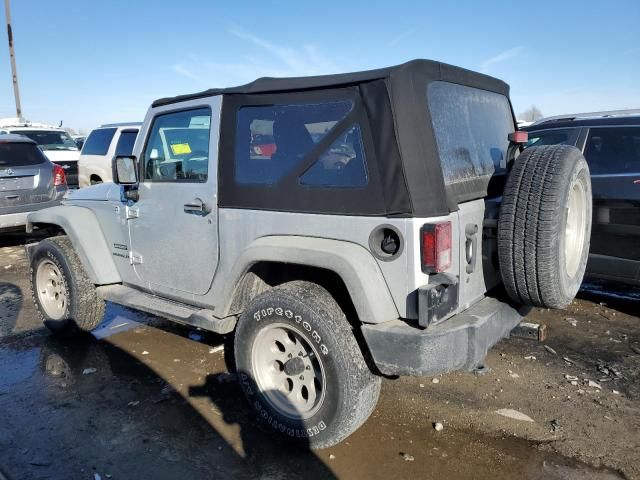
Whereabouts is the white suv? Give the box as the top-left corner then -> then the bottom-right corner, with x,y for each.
78,123 -> 140,187
0,118 -> 80,187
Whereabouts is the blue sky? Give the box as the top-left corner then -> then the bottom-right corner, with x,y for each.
1,0 -> 639,132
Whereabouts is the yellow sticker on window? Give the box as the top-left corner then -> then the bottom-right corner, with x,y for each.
170,143 -> 192,155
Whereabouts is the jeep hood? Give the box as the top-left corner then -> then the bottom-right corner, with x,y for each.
66,182 -> 120,202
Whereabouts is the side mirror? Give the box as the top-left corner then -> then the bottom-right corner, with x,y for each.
112,156 -> 138,185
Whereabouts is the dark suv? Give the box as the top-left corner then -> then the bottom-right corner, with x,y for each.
0,134 -> 68,232
525,111 -> 640,285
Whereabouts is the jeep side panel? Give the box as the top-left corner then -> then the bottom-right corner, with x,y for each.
202,208 -> 462,323
215,235 -> 400,324
27,205 -> 120,285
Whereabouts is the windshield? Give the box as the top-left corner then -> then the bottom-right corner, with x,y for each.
10,130 -> 79,151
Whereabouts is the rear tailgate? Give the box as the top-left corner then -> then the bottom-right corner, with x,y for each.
454,198 -> 501,312
426,82 -> 516,310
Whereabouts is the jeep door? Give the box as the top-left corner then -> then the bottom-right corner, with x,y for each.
127,97 -> 221,298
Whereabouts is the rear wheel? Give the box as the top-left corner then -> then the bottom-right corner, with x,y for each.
498,145 -> 592,308
30,236 -> 105,335
234,281 -> 381,449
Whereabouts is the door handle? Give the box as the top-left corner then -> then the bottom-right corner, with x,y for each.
183,197 -> 210,215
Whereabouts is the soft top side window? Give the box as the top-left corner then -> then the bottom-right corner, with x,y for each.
299,125 -> 368,188
235,101 -> 354,185
219,87 -> 390,215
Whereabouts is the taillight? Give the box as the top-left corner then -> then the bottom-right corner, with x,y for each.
421,222 -> 452,273
53,163 -> 66,186
508,130 -> 528,144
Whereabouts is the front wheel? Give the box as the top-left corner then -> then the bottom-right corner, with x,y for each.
234,281 -> 381,449
30,236 -> 105,335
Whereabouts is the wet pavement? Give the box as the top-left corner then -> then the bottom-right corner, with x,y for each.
0,233 -> 638,479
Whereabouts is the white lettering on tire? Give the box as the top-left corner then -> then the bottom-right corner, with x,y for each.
252,305 -> 329,355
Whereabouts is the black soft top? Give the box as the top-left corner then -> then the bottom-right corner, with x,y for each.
153,59 -> 509,107
153,60 -> 514,218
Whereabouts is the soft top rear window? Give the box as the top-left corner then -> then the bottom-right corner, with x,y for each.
0,142 -> 48,166
427,81 -> 514,201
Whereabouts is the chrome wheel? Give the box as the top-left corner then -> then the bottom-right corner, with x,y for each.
251,323 -> 326,419
36,260 -> 68,320
564,178 -> 588,278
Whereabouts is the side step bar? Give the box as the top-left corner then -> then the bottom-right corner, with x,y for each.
96,284 -> 236,334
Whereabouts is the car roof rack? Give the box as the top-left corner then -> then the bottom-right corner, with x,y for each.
531,108 -> 640,126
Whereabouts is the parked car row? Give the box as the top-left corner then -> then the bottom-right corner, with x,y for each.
0,119 -> 140,232
0,118 -> 80,187
525,110 -> 640,285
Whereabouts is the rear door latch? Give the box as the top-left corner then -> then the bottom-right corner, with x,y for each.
465,223 -> 479,274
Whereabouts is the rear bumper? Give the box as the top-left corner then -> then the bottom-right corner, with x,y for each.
362,296 -> 529,376
0,198 -> 64,231
0,211 -> 30,230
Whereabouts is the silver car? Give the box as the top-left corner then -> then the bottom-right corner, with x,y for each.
0,134 -> 67,232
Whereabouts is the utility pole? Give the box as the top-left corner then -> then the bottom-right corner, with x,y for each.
4,0 -> 22,121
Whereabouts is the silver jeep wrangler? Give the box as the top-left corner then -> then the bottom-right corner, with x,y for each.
26,59 -> 592,448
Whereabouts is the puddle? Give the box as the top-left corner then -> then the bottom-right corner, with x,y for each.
0,346 -> 38,390
0,315 -> 626,480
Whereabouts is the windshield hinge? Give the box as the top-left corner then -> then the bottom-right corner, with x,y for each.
129,251 -> 143,265
125,206 -> 139,220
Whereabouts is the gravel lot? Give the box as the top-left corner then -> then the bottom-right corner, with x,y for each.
0,233 -> 638,480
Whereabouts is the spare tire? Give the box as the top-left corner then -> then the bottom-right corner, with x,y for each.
498,145 -> 592,309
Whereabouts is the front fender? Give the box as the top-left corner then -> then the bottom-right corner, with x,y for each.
223,236 -> 399,324
27,206 -> 121,285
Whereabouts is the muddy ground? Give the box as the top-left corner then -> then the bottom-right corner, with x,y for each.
0,232 -> 638,480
